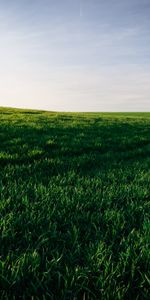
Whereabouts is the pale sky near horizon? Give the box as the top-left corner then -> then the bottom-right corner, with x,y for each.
0,0 -> 150,111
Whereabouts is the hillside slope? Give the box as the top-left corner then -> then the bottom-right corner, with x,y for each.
0,108 -> 150,299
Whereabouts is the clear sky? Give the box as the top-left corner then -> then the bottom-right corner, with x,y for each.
0,0 -> 150,111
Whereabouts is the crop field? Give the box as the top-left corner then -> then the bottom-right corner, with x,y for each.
0,107 -> 150,299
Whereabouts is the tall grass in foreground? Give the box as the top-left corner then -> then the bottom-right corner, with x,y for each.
0,108 -> 150,299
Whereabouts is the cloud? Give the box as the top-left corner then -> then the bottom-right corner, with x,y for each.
0,0 -> 150,111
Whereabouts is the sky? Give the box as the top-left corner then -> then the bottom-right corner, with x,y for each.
0,0 -> 150,112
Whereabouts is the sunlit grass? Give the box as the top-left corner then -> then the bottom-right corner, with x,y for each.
0,107 -> 150,299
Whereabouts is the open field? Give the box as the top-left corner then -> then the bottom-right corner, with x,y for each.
0,107 -> 150,299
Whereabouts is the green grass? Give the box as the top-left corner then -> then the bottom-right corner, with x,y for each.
0,107 -> 150,299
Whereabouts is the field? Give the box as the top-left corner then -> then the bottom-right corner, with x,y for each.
0,107 -> 150,299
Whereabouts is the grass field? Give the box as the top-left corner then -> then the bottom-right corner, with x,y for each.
0,107 -> 150,299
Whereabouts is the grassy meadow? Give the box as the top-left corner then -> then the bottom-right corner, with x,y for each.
0,107 -> 150,299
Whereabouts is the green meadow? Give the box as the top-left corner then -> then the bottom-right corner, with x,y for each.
0,107 -> 150,299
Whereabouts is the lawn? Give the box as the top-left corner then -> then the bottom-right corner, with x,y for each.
0,107 -> 150,299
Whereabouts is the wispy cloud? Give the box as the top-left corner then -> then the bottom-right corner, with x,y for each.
0,0 -> 150,111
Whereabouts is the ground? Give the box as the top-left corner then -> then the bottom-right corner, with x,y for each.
0,108 -> 150,299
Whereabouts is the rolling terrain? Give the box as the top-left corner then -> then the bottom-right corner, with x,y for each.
0,108 -> 150,299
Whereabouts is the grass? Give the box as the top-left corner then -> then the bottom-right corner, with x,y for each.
0,107 -> 150,299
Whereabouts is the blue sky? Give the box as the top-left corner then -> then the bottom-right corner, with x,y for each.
0,0 -> 150,111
